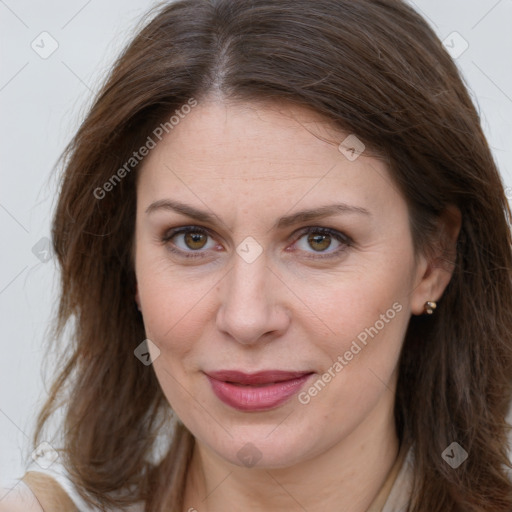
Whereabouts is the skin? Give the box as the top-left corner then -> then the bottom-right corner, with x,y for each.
134,99 -> 458,512
0,483 -> 44,512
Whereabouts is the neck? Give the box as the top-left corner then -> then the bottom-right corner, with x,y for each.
183,388 -> 400,512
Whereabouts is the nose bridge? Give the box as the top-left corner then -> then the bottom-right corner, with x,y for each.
227,254 -> 269,316
216,251 -> 288,344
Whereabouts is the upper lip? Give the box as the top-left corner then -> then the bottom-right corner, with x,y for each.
205,370 -> 313,385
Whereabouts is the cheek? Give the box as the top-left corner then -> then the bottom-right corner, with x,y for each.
135,249 -> 217,361
135,260 -> 215,415
305,264 -> 412,359
292,273 -> 410,428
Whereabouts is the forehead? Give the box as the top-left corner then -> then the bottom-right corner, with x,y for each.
136,99 -> 404,224
149,100 -> 343,171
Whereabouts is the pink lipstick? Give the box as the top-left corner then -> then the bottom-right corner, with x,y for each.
206,370 -> 313,411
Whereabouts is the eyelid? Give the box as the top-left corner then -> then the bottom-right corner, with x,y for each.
161,225 -> 219,258
161,225 -> 211,242
291,226 -> 351,244
289,226 -> 352,259
161,225 -> 352,260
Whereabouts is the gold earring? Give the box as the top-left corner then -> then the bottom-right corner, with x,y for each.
424,301 -> 437,315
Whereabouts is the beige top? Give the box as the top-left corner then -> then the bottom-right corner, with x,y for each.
21,446 -> 413,512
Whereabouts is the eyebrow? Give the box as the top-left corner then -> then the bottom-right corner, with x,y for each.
145,199 -> 370,229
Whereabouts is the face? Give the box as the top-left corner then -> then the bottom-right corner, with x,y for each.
134,99 -> 438,470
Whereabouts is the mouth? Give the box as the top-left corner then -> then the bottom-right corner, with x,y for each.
205,370 -> 314,411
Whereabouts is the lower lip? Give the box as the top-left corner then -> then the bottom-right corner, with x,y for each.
207,374 -> 312,411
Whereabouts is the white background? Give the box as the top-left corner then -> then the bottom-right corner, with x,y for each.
1,0 -> 512,488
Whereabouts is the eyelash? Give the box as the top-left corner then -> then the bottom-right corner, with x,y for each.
161,226 -> 218,260
161,226 -> 353,260
161,225 -> 352,260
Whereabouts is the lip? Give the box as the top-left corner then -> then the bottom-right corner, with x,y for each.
205,370 -> 313,411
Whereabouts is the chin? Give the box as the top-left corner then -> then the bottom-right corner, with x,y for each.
196,422 -> 324,470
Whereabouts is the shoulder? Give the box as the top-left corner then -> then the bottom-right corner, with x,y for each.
0,472 -> 79,512
22,471 -> 78,511
2,471 -> 144,512
15,462 -> 145,511
0,480 -> 44,512
22,453 -> 98,511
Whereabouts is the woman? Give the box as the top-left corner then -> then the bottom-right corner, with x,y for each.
3,0 -> 512,510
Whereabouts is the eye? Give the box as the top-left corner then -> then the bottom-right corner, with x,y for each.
161,225 -> 351,260
162,226 -> 218,257
293,227 -> 351,258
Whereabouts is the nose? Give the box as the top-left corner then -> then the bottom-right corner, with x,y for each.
215,255 -> 291,346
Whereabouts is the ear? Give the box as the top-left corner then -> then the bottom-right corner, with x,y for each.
410,206 -> 461,315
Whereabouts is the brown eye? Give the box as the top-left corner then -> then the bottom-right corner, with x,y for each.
293,227 -> 351,258
184,231 -> 208,250
163,226 -> 217,256
307,233 -> 332,252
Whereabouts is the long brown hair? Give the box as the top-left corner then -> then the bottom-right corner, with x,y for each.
34,0 -> 512,510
